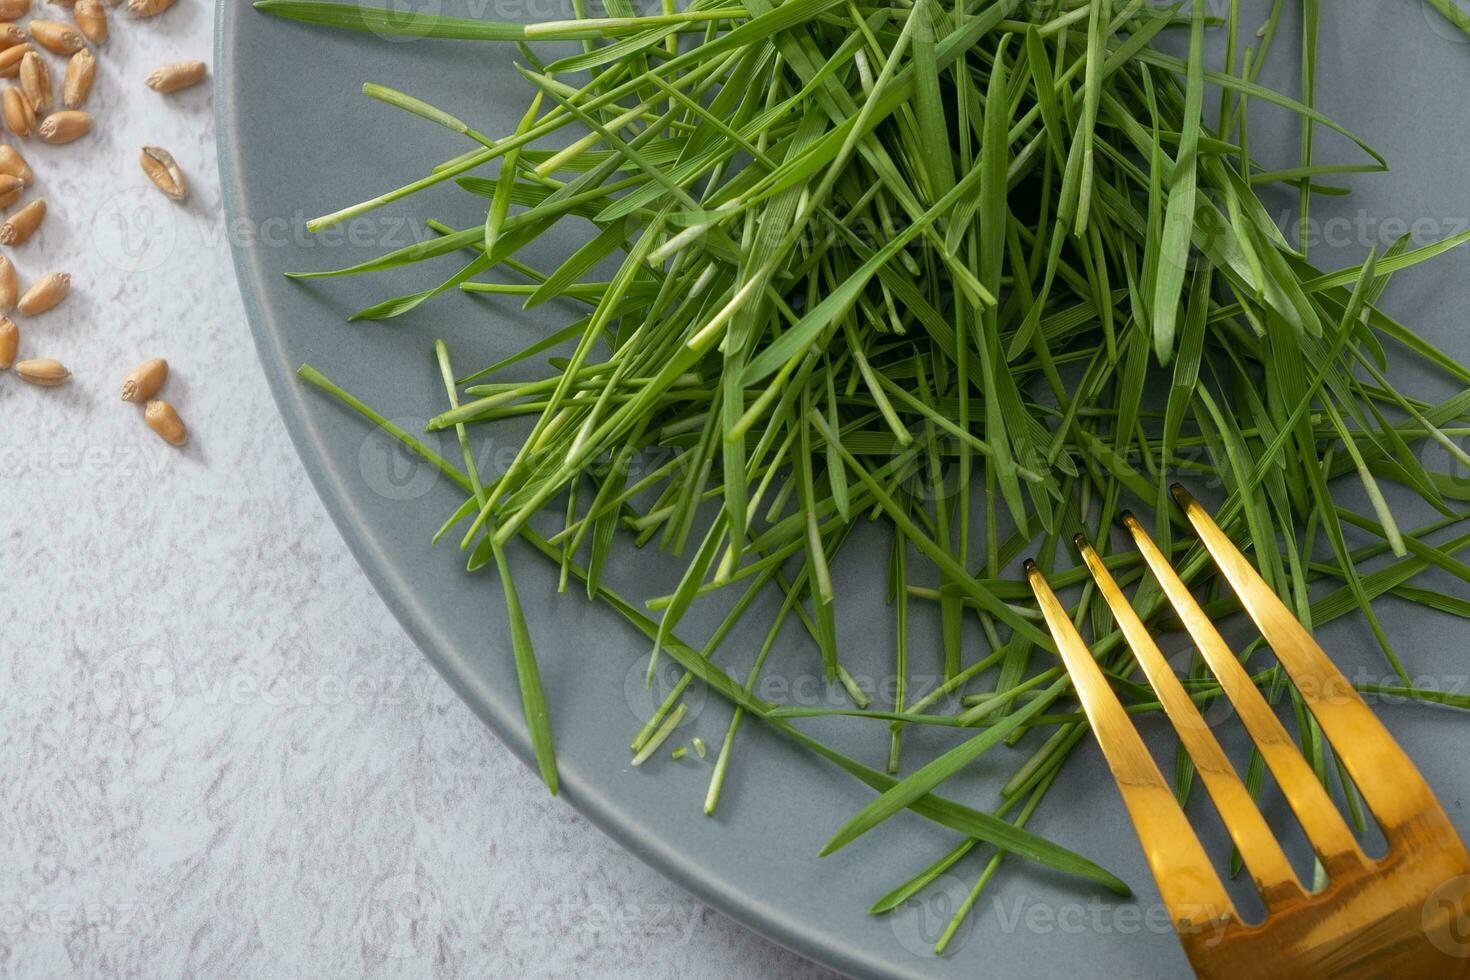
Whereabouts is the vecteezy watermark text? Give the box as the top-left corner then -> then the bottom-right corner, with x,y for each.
358,872 -> 704,960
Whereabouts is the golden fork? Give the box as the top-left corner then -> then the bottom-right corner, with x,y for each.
1025,485 -> 1470,979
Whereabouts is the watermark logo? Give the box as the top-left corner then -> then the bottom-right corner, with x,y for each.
890,424 -> 966,504
1421,433 -> 1470,497
92,188 -> 179,274
1423,0 -> 1470,43
359,0 -> 444,42
359,872 -> 444,959
1422,874 -> 1470,957
358,418 -> 443,501
889,873 -> 973,957
1152,636 -> 1243,730
92,644 -> 178,732
624,651 -> 709,730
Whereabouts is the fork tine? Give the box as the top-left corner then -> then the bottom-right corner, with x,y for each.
1170,485 -> 1443,840
1075,534 -> 1305,907
1025,560 -> 1236,933
1124,509 -> 1367,877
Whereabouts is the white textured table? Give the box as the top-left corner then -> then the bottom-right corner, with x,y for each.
1,5 -> 834,977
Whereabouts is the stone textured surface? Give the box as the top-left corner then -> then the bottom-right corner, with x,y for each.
0,5 -> 835,977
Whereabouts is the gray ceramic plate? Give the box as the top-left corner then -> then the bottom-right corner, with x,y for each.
216,2 -> 1470,976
